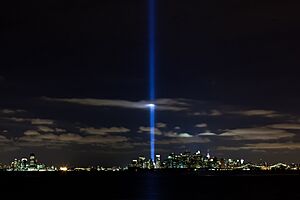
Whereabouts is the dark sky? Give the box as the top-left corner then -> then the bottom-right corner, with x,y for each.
0,0 -> 300,166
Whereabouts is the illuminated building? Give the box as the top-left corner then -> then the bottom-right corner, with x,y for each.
241,159 -> 245,165
59,166 -> 68,171
155,154 -> 161,168
21,158 -> 28,170
29,153 -> 37,169
206,150 -> 210,160
2,151 -> 299,172
138,156 -> 146,168
6,153 -> 49,171
131,159 -> 138,168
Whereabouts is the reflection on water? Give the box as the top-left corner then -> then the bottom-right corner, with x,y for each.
0,172 -> 298,199
143,173 -> 159,200
128,172 -> 299,200
130,172 -> 160,200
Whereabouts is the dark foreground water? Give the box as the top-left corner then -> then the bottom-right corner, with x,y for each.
0,171 -> 299,199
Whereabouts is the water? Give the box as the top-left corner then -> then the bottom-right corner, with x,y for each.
1,171 -> 299,199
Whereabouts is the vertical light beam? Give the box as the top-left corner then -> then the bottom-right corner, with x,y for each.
148,0 -> 156,162
150,105 -> 155,162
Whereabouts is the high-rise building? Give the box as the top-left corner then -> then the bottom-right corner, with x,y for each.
166,153 -> 176,168
11,158 -> 18,170
155,154 -> 161,168
21,158 -> 28,170
206,150 -> 210,160
138,156 -> 146,168
29,153 -> 37,169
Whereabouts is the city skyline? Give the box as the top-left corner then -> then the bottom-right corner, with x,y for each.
2,151 -> 299,171
0,0 -> 300,166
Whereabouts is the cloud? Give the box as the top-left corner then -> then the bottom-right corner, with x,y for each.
219,127 -> 295,140
154,99 -> 190,111
193,110 -> 222,116
267,123 -> 300,130
210,110 -> 223,116
193,108 -> 287,118
156,137 -> 210,145
0,109 -> 25,114
156,123 -> 167,128
230,110 -> 284,118
19,131 -> 128,145
0,135 -> 10,142
1,109 -> 25,114
138,128 -> 196,138
195,123 -> 207,128
6,117 -> 26,122
80,127 -> 130,135
67,134 -> 129,144
218,142 -> 300,151
174,126 -> 181,130
55,128 -> 66,132
164,131 -> 194,138
20,132 -> 79,143
0,135 -> 16,152
138,126 -> 162,135
7,117 -> 54,125
24,130 -> 40,136
37,126 -> 55,132
0,135 -> 19,151
177,133 -> 193,138
31,119 -> 54,125
42,97 -> 190,111
244,142 -> 300,150
198,132 -> 217,136
110,143 -> 135,150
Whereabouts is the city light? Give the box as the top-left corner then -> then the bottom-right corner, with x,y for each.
1,152 -> 299,172
128,151 -> 300,171
59,167 -> 68,172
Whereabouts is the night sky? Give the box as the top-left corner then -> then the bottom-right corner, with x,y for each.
0,0 -> 300,166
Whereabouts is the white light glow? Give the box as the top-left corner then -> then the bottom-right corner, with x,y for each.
59,167 -> 68,171
146,103 -> 155,108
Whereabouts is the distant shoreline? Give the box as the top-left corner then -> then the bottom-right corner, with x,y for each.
0,169 -> 299,177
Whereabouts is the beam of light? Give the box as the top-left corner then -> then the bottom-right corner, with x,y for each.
149,0 -> 155,101
150,105 -> 155,162
148,0 -> 156,162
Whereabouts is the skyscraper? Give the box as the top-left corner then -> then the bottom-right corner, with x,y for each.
29,153 -> 37,169
21,158 -> 28,170
155,154 -> 161,168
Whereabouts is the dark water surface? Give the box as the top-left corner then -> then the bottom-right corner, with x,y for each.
1,171 -> 299,199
